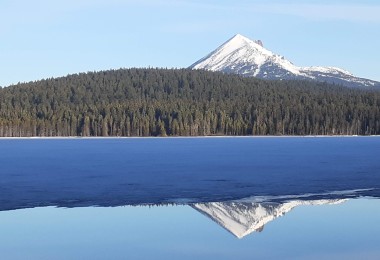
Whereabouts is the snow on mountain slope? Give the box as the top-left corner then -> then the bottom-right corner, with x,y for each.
192,199 -> 346,239
190,34 -> 380,88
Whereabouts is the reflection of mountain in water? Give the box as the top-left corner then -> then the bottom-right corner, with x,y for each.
192,199 -> 346,239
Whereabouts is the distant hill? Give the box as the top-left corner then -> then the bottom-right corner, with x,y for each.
0,68 -> 379,137
190,34 -> 380,89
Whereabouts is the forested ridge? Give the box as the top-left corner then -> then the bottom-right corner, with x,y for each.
0,68 -> 379,137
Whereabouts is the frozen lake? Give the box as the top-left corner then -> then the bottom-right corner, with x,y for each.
0,137 -> 379,259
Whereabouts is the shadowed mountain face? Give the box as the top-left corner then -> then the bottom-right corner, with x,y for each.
192,199 -> 346,239
190,34 -> 380,88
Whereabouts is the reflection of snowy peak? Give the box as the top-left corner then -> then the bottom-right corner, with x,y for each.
192,199 -> 346,239
190,34 -> 380,88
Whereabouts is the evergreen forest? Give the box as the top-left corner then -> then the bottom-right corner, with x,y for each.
0,68 -> 379,137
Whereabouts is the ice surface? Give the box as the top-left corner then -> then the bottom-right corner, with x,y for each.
0,137 -> 380,211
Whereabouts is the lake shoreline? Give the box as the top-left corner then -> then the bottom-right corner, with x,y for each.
0,135 -> 379,140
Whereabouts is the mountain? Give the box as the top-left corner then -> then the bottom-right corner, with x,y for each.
190,34 -> 380,88
192,199 -> 346,239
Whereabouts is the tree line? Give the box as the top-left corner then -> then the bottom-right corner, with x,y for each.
0,68 -> 379,137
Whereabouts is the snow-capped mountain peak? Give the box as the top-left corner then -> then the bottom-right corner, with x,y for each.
190,33 -> 300,78
224,33 -> 265,50
190,34 -> 380,88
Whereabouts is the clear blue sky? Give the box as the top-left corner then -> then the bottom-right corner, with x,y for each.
1,0 -> 379,87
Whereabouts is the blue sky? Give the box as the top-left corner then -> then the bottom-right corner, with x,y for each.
1,0 -> 379,87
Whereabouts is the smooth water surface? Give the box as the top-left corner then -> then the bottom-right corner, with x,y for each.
0,198 -> 379,260
0,137 -> 380,259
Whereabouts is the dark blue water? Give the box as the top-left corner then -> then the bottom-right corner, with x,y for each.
1,137 -> 379,210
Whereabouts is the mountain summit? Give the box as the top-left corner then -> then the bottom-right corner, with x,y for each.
190,34 -> 379,88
